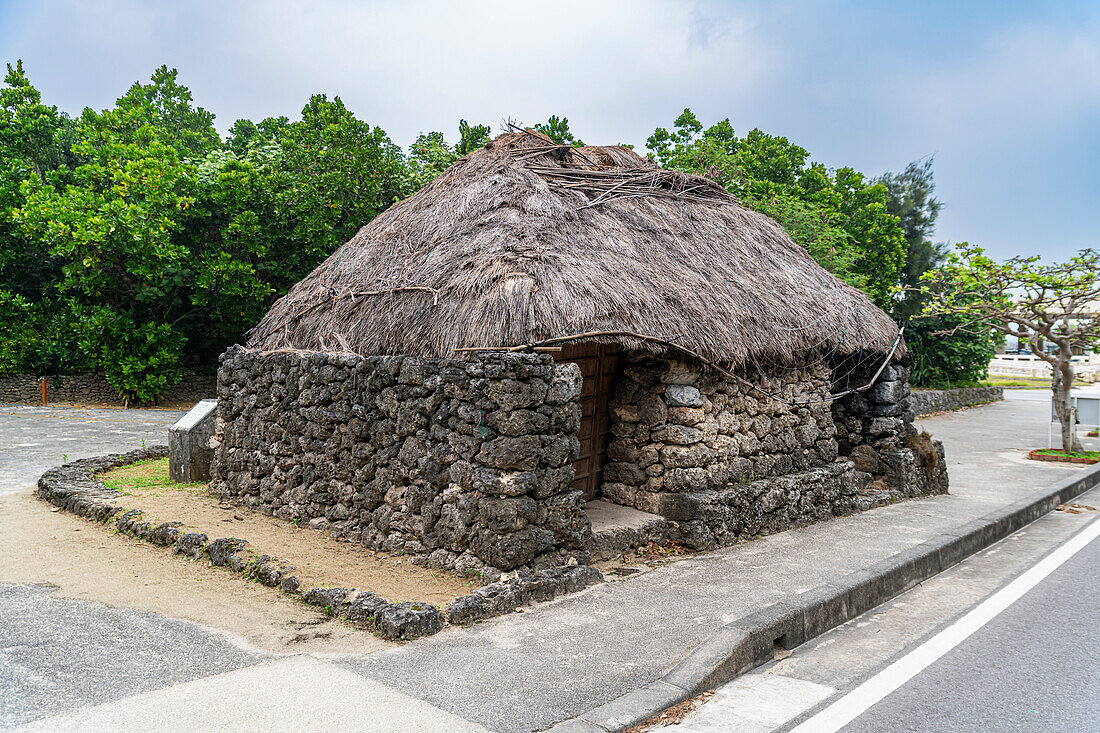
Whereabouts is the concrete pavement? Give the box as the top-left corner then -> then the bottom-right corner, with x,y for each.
2,392 -> 1097,731
16,656 -> 490,733
660,486 -> 1100,732
0,405 -> 184,496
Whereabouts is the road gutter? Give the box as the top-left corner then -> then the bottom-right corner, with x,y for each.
547,463 -> 1100,733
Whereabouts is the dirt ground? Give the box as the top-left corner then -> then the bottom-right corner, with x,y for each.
0,459 -> 478,655
99,459 -> 476,608
0,489 -> 395,654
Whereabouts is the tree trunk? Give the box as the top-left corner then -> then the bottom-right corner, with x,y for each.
1051,357 -> 1083,454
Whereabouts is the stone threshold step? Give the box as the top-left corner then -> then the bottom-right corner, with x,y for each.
587,500 -> 671,561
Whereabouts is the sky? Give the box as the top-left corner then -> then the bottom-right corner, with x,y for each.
1,0 -> 1097,262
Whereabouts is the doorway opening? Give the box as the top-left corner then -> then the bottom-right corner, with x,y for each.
554,342 -> 623,501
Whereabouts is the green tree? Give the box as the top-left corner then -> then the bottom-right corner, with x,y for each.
922,246 -> 1100,453
116,65 -> 219,157
407,130 -> 457,190
646,109 -> 905,304
0,62 -> 84,375
182,99 -> 411,364
178,147 -> 279,364
406,119 -> 493,190
224,116 -> 289,156
0,61 -> 72,302
13,88 -> 196,400
275,94 -> 407,255
534,115 -> 584,147
2,65 -> 417,398
878,158 -> 946,320
456,119 -> 491,155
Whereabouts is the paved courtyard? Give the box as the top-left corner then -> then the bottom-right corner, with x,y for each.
0,405 -> 185,496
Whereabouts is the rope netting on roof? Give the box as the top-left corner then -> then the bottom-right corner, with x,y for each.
245,127 -> 904,399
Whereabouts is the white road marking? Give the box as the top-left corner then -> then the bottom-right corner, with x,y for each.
789,513 -> 1100,733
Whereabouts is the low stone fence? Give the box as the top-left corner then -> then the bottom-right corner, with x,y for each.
910,386 -> 1004,416
36,448 -> 604,638
0,372 -> 215,405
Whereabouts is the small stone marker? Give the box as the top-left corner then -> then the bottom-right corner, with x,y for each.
169,399 -> 218,483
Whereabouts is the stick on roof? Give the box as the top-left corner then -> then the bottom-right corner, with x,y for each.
247,129 -> 902,365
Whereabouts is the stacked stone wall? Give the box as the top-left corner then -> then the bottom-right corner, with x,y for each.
599,355 -> 949,550
211,347 -> 586,575
602,356 -> 840,516
833,363 -> 949,499
0,371 -> 214,405
910,386 -> 1003,415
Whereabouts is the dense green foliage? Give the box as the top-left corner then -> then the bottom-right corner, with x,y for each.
1,66 -> 990,399
646,109 -> 905,306
2,64 -> 420,400
533,115 -> 583,147
906,313 -> 994,389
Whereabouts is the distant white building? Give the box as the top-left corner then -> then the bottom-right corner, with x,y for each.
992,301 -> 1099,382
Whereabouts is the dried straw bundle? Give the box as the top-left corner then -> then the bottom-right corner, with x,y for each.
248,129 -> 901,366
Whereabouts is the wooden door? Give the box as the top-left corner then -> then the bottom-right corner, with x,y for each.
554,342 -> 623,501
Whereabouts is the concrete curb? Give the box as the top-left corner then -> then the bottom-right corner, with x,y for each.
547,463 -> 1100,732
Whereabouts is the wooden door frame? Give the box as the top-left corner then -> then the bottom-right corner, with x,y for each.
554,342 -> 623,501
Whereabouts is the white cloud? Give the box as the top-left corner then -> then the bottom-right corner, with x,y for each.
2,0 -> 780,146
2,0 -> 1097,259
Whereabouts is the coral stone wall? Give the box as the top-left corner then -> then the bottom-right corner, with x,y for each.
832,363 -> 949,498
600,355 -> 949,550
602,356 -> 840,516
211,347 -> 586,575
910,386 -> 1003,416
0,372 -> 215,405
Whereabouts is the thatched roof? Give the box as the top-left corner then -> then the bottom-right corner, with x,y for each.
248,130 -> 902,366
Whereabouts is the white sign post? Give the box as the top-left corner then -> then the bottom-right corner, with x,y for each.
1050,395 -> 1100,450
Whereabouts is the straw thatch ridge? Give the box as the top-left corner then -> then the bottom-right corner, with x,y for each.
248,129 -> 902,366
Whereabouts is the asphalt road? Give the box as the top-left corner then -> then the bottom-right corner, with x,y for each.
0,584 -> 265,727
661,488 -> 1100,733
841,519 -> 1100,733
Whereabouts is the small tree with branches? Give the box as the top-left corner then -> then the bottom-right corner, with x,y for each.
921,245 -> 1100,454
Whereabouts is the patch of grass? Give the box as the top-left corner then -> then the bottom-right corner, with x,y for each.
1033,448 -> 1100,460
100,457 -> 207,494
984,377 -> 1051,388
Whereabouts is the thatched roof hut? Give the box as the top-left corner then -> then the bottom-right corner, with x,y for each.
248,130 -> 901,366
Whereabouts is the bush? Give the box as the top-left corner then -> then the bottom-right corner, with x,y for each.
0,292 -> 89,376
907,314 -> 995,389
75,307 -> 183,403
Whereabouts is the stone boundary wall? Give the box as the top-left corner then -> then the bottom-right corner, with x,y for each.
36,448 -> 604,638
0,371 -> 215,405
832,363 -> 950,500
212,347 -> 588,575
910,386 -> 1004,416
